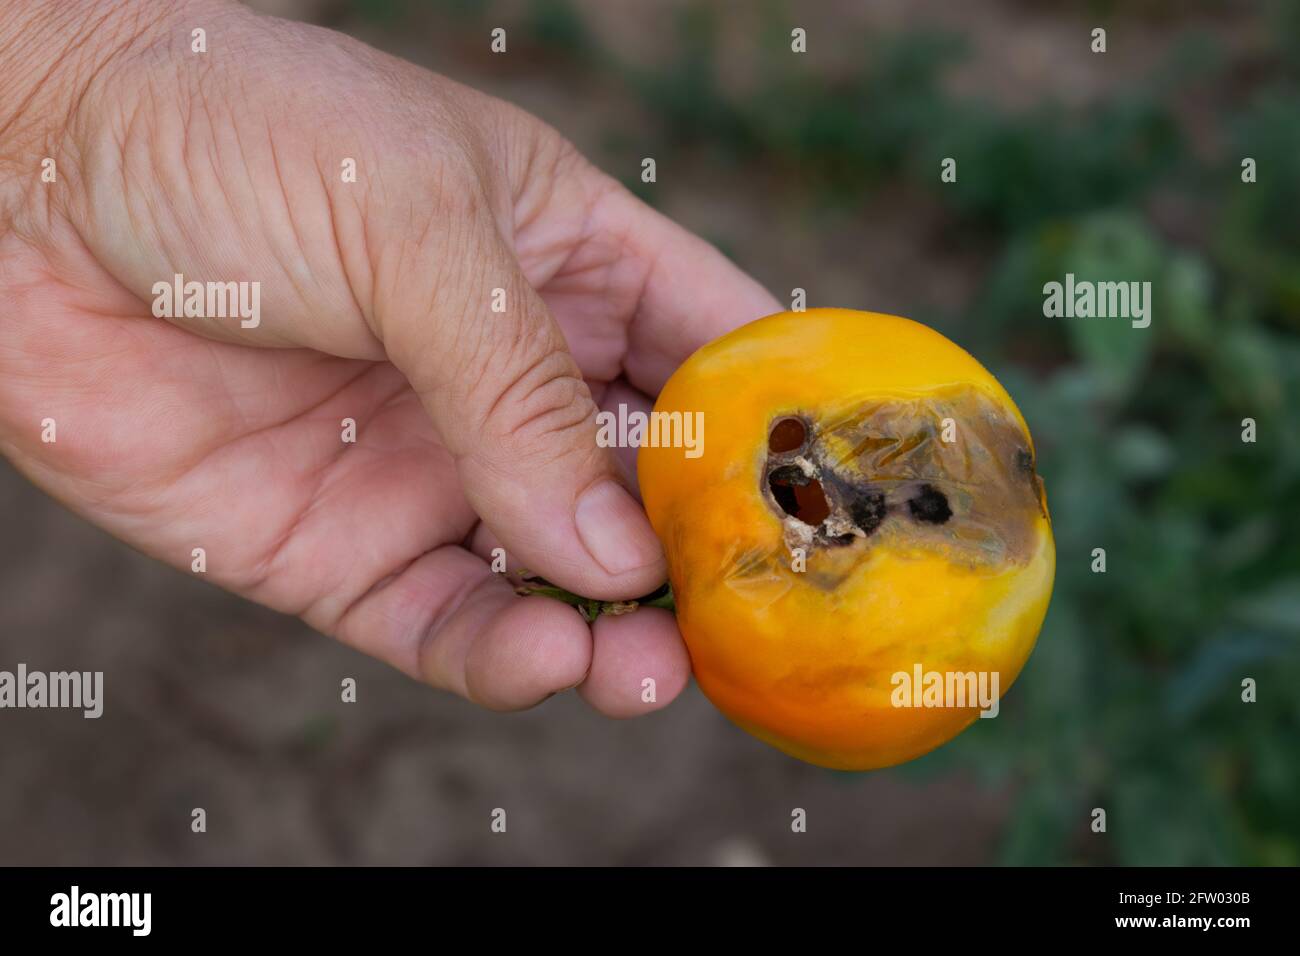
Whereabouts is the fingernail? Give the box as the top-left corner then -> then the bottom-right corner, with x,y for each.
575,480 -> 663,576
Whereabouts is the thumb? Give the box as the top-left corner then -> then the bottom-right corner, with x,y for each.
379,224 -> 665,601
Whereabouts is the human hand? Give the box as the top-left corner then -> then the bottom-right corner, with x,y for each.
0,0 -> 779,713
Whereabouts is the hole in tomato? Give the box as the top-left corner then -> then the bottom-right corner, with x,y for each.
768,465 -> 831,526
768,417 -> 807,454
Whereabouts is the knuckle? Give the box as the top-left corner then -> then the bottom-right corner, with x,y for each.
429,150 -> 488,220
483,343 -> 597,460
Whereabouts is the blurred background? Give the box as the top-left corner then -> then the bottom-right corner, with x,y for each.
2,0 -> 1298,865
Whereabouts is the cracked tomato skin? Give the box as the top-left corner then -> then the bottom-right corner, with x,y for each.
639,308 -> 1055,770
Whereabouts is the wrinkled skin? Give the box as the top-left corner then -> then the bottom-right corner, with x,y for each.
640,310 -> 1056,769
0,0 -> 779,713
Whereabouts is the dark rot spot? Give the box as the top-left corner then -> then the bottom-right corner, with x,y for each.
768,464 -> 809,487
908,484 -> 952,524
767,466 -> 805,517
768,465 -> 831,526
1015,448 -> 1034,474
848,490 -> 887,536
769,417 -> 808,454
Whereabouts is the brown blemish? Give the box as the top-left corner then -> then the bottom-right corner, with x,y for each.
877,428 -> 930,467
762,386 -> 1043,569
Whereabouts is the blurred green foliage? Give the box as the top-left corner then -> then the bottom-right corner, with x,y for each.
582,0 -> 1300,866
365,0 -> 1299,864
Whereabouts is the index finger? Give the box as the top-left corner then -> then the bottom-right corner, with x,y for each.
593,186 -> 782,395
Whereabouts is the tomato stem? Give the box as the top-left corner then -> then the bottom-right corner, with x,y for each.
514,572 -> 675,622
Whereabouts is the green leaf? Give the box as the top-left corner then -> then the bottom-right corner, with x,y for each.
1231,578 -> 1300,632
1111,425 -> 1176,481
1060,214 -> 1161,401
1166,630 -> 1294,721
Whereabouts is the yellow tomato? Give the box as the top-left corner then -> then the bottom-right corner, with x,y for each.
639,309 -> 1055,770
